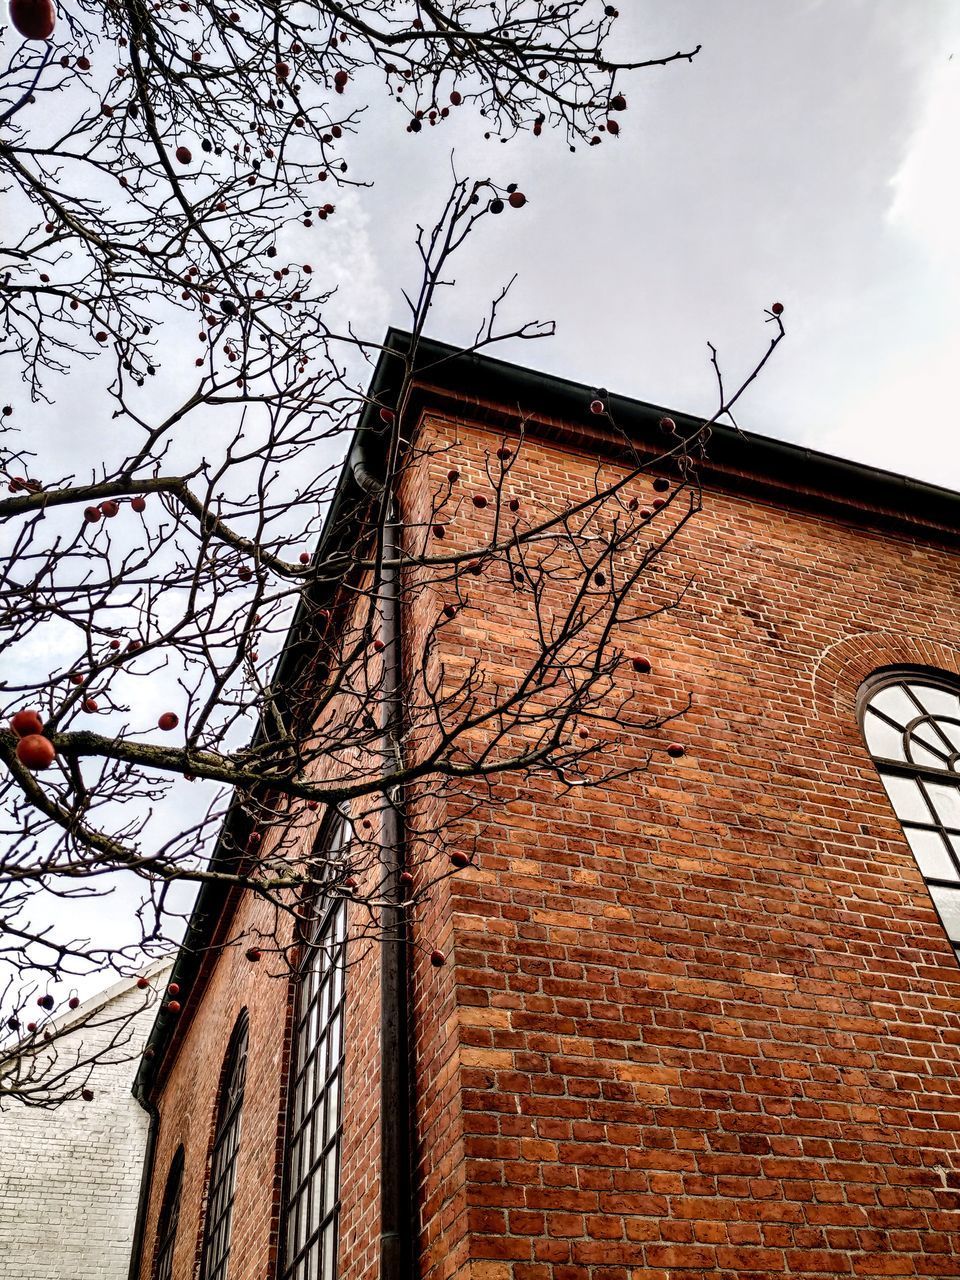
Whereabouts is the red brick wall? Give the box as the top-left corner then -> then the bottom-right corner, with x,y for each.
141,401 -> 960,1280
409,410 -> 960,1280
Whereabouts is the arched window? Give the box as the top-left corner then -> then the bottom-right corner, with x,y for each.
199,1011 -> 249,1280
860,669 -> 960,965
281,818 -> 349,1280
153,1145 -> 184,1280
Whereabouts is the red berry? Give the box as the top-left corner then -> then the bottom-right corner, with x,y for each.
472,494 -> 488,509
84,506 -> 102,523
450,851 -> 470,869
508,192 -> 526,209
509,498 -> 520,513
373,638 -> 385,652
631,657 -> 651,674
82,698 -> 98,713
771,301 -> 784,315
589,399 -> 605,415
658,416 -> 676,434
430,949 -> 446,967
157,712 -> 179,731
399,870 -> 414,886
166,1000 -> 181,1014
450,90 -> 462,105
299,552 -> 310,564
334,69 -> 349,91
9,0 -> 56,40
131,496 -> 146,512
81,1088 -> 94,1102
666,743 -> 685,758
245,947 -> 262,962
432,524 -> 445,539
100,500 -> 120,517
167,982 -> 180,996
175,145 -> 192,165
10,709 -> 43,737
379,407 -> 395,425
68,996 -> 80,1009
238,565 -> 253,581
136,977 -> 150,990
447,468 -> 460,483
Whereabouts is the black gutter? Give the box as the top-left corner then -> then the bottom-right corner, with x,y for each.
126,1096 -> 160,1280
376,504 -> 414,1280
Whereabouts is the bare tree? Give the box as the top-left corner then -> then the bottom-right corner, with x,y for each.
0,0 -> 783,1104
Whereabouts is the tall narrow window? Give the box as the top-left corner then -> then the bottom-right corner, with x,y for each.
153,1146 -> 184,1280
281,819 -> 349,1280
199,1011 -> 249,1280
860,670 -> 960,965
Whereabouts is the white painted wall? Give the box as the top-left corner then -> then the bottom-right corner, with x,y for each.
0,966 -> 169,1280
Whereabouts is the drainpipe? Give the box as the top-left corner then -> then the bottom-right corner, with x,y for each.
126,1095 -> 160,1280
351,457 -> 414,1280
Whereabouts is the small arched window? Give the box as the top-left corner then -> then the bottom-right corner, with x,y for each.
199,1011 -> 249,1280
152,1145 -> 184,1280
281,817 -> 350,1280
859,669 -> 960,965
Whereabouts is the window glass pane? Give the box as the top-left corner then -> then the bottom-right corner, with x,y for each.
321,1225 -> 336,1280
929,884 -> 960,941
908,736 -> 950,770
938,720 -> 960,754
909,684 -> 960,718
905,829 -> 957,881
199,1015 -> 248,1280
880,774 -> 930,823
863,712 -> 905,761
282,850 -> 347,1280
870,685 -> 919,727
924,780 -> 960,829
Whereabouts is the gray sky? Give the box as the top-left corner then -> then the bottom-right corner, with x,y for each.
5,1 -> 960,998
342,0 -> 960,484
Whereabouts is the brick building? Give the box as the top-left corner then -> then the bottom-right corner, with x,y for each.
0,963 -> 170,1280
129,333 -> 960,1280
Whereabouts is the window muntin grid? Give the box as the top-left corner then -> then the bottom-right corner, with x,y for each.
861,673 -> 960,966
153,1146 -> 184,1280
281,822 -> 349,1280
199,1012 -> 249,1280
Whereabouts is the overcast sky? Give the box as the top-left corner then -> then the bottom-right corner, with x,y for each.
6,1 -> 960,1000
341,0 -> 960,486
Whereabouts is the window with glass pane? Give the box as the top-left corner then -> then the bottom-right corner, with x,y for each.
198,1012 -> 249,1280
281,821 -> 349,1280
153,1146 -> 184,1280
860,671 -> 960,966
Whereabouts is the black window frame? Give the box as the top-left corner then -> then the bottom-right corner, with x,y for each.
152,1145 -> 184,1280
198,1010 -> 250,1280
279,815 -> 350,1280
858,666 -> 960,966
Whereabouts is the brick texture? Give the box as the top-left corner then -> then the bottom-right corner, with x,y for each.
141,399 -> 960,1280
0,967 -> 169,1280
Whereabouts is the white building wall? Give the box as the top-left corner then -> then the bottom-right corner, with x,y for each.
0,968 -> 168,1280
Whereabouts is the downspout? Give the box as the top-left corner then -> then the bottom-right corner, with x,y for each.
126,1095 -> 160,1280
352,455 -> 414,1280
